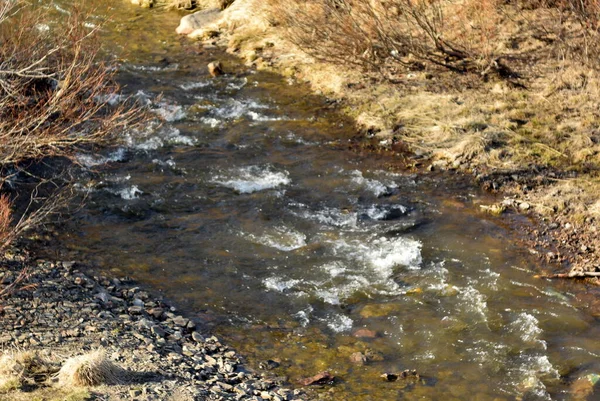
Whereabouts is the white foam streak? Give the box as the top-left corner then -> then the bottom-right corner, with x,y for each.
76,148 -> 126,168
350,170 -> 397,197
116,185 -> 142,200
326,314 -> 353,333
214,166 -> 290,193
152,103 -> 186,122
247,226 -> 307,251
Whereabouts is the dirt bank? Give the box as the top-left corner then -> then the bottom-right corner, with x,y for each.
167,0 -> 600,281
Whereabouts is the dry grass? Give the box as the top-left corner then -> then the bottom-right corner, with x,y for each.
0,349 -> 123,400
58,350 -> 128,387
0,350 -> 54,393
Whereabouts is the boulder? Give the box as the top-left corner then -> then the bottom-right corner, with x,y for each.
176,8 -> 221,35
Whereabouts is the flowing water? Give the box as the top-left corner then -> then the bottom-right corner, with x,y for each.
43,2 -> 600,400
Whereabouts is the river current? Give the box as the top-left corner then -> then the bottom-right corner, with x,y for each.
44,2 -> 600,400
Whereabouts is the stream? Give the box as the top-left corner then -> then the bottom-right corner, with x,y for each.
43,2 -> 600,400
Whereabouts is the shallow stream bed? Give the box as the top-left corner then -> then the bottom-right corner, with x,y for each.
43,2 -> 600,400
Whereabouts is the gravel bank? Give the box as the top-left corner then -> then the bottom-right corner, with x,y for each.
0,249 -> 307,401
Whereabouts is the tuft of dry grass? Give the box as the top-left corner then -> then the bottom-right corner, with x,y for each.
58,350 -> 128,387
0,350 -> 54,393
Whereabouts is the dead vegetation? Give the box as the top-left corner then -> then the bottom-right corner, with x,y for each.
0,0 -> 142,254
0,349 -> 125,400
0,350 -> 56,394
58,350 -> 129,387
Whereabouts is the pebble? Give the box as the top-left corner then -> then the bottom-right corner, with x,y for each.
192,331 -> 204,343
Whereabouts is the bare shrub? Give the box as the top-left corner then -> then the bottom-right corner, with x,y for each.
519,0 -> 600,65
267,0 -> 510,78
0,0 -> 143,250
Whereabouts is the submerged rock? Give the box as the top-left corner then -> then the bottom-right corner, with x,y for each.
349,352 -> 367,366
381,370 -> 420,382
352,328 -> 377,338
298,371 -> 335,386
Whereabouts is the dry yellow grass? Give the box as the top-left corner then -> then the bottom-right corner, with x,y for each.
0,349 -> 126,400
0,350 -> 53,393
58,350 -> 128,387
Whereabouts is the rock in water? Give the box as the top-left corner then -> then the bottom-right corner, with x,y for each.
208,61 -> 223,77
176,8 -> 221,35
349,352 -> 367,366
298,371 -> 335,386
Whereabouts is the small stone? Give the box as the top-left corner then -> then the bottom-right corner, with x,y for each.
173,315 -> 189,327
349,352 -> 367,366
208,61 -> 223,77
151,325 -> 166,338
519,202 -> 531,211
353,328 -> 377,338
138,318 -> 154,330
130,389 -> 142,397
192,331 -> 204,343
128,306 -> 144,315
149,307 -> 164,319
259,360 -> 280,370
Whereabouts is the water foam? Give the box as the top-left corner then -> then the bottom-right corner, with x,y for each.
212,99 -> 269,120
200,117 -> 222,128
331,236 -> 422,272
247,226 -> 307,251
326,314 -> 353,333
152,103 -> 186,122
76,148 -> 126,168
458,286 -> 488,321
179,81 -> 211,90
125,126 -> 194,150
115,185 -> 142,200
127,64 -> 179,72
226,77 -> 248,90
350,170 -> 397,197
263,277 -> 301,292
294,207 -> 358,229
214,166 -> 291,193
363,204 -> 408,220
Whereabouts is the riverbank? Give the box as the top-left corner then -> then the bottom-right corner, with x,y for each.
171,0 -> 600,280
0,248 -> 306,400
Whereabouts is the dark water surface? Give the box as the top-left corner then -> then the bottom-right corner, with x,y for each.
44,2 -> 600,400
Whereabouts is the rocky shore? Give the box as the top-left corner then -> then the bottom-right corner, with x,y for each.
0,249 -> 307,400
